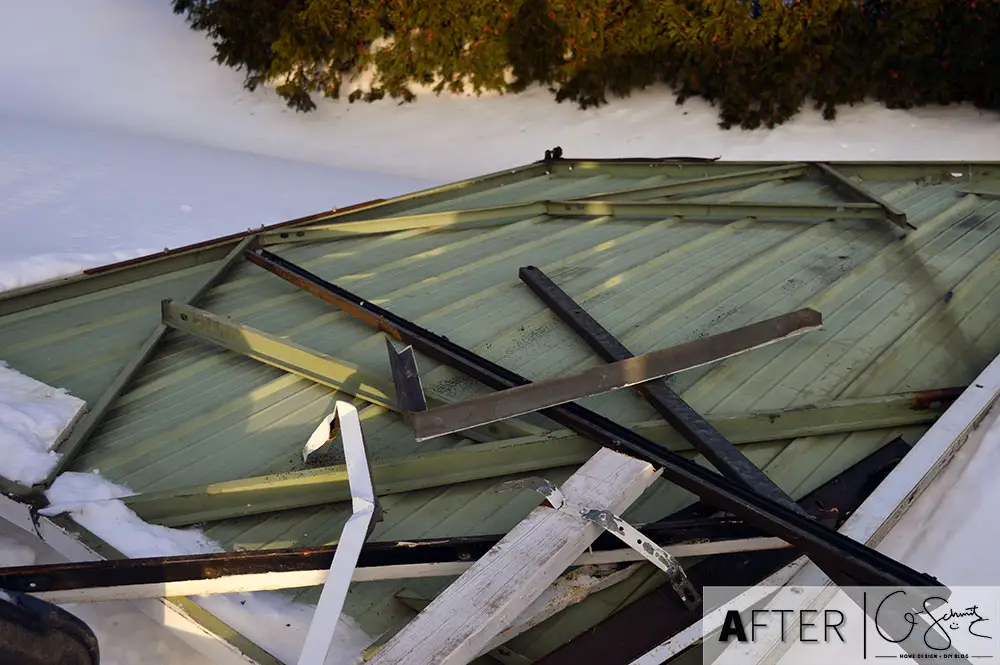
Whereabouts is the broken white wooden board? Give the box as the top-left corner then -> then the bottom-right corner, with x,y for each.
23,535 -> 789,604
0,361 -> 87,485
366,448 -> 662,665
629,350 -> 1000,665
476,563 -> 642,658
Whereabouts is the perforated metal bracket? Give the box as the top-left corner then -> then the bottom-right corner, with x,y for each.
582,509 -> 701,611
496,477 -> 700,611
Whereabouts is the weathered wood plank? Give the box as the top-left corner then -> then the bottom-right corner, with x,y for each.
366,448 -> 661,665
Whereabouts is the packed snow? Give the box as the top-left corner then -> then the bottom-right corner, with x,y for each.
878,404 -> 1000,579
39,471 -> 372,664
0,362 -> 85,484
0,114 -> 433,292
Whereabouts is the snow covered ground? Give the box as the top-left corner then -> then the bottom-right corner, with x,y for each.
3,0 -> 1000,663
3,0 -> 1000,289
0,115 -> 432,291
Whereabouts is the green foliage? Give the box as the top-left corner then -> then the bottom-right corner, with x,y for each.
173,0 -> 1000,128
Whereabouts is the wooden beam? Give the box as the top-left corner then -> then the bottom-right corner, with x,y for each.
36,237 -> 256,490
369,566 -> 642,663
257,203 -> 548,245
476,564 -> 643,658
546,199 -> 886,221
378,591 -> 529,665
160,301 -> 534,442
366,448 -> 661,665
578,164 -> 808,202
810,162 -> 913,230
540,436 -> 913,665
124,387 -> 960,527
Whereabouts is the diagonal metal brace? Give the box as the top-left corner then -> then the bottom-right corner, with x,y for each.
582,509 -> 702,612
388,309 -> 822,441
518,265 -> 810,518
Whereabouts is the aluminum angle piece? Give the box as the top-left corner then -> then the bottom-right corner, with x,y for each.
390,309 -> 822,441
385,338 -> 428,414
582,509 -> 702,612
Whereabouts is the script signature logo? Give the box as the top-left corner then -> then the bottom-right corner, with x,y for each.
874,589 -> 992,651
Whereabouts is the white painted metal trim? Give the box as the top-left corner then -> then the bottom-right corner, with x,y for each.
297,401 -> 377,665
627,350 -> 1000,665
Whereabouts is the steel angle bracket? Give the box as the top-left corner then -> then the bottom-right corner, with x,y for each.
385,338 -> 427,414
582,509 -> 701,612
518,265 -> 810,517
386,309 -> 823,441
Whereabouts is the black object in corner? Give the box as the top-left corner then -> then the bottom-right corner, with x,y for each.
0,590 -> 100,665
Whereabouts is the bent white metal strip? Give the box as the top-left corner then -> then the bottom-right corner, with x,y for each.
297,402 -> 377,665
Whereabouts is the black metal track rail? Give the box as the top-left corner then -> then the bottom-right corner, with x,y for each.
518,265 -> 808,516
243,246 -> 944,593
0,518 -> 776,595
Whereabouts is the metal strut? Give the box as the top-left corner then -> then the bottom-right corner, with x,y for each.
386,310 -> 823,441
243,246 -> 947,596
517,265 -> 810,517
